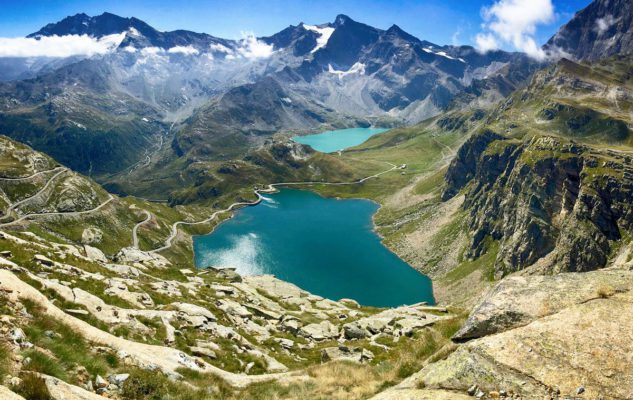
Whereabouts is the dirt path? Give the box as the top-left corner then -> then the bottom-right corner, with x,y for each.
148,162 -> 398,253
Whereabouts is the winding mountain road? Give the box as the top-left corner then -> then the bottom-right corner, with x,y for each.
132,210 -> 152,249
0,166 -> 65,181
148,162 -> 398,253
0,195 -> 115,228
1,168 -> 67,221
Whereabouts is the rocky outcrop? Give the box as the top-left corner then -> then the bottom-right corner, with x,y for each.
443,133 -> 633,276
453,267 -> 633,341
441,130 -> 504,201
418,267 -> 633,399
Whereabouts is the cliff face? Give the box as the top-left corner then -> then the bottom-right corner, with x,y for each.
443,133 -> 633,277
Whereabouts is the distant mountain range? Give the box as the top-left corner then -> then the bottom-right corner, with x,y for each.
0,0 -> 630,198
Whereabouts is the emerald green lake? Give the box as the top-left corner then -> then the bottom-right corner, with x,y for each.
292,127 -> 388,153
193,189 -> 434,307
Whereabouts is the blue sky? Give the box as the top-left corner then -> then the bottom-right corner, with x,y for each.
0,0 -> 592,48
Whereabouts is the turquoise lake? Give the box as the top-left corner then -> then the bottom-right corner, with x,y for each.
292,127 -> 389,153
194,189 -> 434,307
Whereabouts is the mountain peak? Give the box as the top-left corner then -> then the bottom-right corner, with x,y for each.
28,12 -> 132,38
385,24 -> 419,43
334,14 -> 354,27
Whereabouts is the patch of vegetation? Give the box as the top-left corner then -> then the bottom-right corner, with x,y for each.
0,341 -> 11,377
120,368 -> 208,400
442,240 -> 500,284
22,350 -> 67,380
15,373 -> 53,400
20,300 -> 114,384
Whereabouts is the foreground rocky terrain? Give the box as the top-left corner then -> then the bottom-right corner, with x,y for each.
1,0 -> 633,398
0,135 -> 467,399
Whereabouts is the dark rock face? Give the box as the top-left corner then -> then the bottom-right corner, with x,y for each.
444,133 -> 633,276
544,0 -> 633,61
260,24 -> 321,56
441,130 -> 504,201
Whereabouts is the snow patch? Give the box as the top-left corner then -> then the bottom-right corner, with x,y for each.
128,27 -> 141,36
303,24 -> 335,53
594,14 -> 616,35
423,47 -> 465,63
328,62 -> 366,79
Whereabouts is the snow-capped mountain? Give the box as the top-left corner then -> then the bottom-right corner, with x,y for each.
0,12 -> 537,176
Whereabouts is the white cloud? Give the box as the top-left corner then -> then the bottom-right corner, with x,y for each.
594,14 -> 616,35
209,43 -> 233,54
237,32 -> 274,59
451,28 -> 462,46
476,0 -> 554,60
167,45 -> 199,55
475,33 -> 499,52
140,46 -> 163,56
0,33 -> 126,58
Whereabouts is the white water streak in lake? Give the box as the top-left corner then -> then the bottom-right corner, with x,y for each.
197,233 -> 264,275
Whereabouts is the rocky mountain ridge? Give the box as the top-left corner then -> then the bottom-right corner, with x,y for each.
544,0 -> 633,61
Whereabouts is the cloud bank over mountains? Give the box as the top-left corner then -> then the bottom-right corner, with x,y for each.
0,32 -> 126,58
0,29 -> 273,60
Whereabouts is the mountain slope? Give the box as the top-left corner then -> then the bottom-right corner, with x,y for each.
544,0 -> 633,61
0,59 -> 165,175
440,54 -> 633,277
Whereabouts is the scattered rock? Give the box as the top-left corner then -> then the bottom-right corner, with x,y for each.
321,345 -> 374,363
343,324 -> 370,340
216,299 -> 251,319
81,228 -> 103,244
299,321 -> 339,341
279,316 -> 301,334
33,254 -> 54,267
246,305 -> 281,320
108,374 -> 129,386
84,245 -> 107,263
217,269 -> 242,283
190,346 -> 217,359
95,375 -> 107,389
467,384 -> 478,395
9,327 -> 25,343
